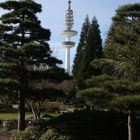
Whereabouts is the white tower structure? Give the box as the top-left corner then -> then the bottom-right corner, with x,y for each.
60,0 -> 77,74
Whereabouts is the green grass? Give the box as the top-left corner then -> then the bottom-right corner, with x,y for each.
0,112 -> 32,120
0,112 -> 60,120
0,113 -> 18,120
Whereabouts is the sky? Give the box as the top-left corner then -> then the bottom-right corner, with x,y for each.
0,0 -> 140,70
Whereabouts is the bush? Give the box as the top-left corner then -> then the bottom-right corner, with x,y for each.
11,110 -> 140,140
40,129 -> 71,140
11,125 -> 44,140
2,120 -> 17,130
40,110 -> 128,140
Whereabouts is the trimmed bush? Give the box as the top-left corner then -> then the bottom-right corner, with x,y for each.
40,129 -> 71,140
11,110 -> 140,140
11,125 -> 44,140
40,110 -> 128,140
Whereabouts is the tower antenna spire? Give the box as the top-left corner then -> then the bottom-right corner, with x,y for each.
60,0 -> 77,74
68,0 -> 71,9
65,0 -> 74,31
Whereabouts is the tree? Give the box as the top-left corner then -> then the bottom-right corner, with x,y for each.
104,3 -> 140,81
72,15 -> 90,78
77,75 -> 140,140
77,75 -> 140,139
27,87 -> 65,120
77,3 -> 140,140
0,0 -> 67,130
77,17 -> 102,88
104,4 -> 140,140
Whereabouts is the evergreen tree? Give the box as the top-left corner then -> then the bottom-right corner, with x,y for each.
104,3 -> 140,80
0,0 -> 67,130
72,15 -> 90,78
77,75 -> 140,140
77,17 -> 102,88
77,3 -> 140,140
104,5 -> 140,140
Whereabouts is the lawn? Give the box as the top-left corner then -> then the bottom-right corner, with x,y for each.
0,112 -> 59,120
0,112 -> 32,120
0,113 -> 18,120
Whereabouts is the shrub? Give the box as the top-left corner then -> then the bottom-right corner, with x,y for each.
40,110 -> 128,140
40,129 -> 71,140
11,125 -> 44,140
2,120 -> 17,130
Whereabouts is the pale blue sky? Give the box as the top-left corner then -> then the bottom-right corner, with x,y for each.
35,0 -> 140,69
0,0 -> 140,69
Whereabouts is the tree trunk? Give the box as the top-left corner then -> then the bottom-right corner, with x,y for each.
31,101 -> 38,120
18,92 -> 25,131
30,101 -> 40,120
17,12 -> 26,131
128,110 -> 134,140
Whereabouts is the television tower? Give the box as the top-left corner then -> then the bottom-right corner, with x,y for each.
60,0 -> 77,74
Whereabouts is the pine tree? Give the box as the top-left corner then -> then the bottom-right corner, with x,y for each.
77,3 -> 140,140
104,3 -> 140,80
72,15 -> 90,78
77,17 -> 102,88
0,0 -> 67,130
104,5 -> 140,140
77,75 -> 140,140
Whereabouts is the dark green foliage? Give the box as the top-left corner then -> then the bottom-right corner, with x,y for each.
8,110 -> 140,140
105,3 -> 140,50
74,16 -> 102,88
40,129 -> 71,140
104,3 -> 140,80
0,0 -> 68,130
0,0 -> 50,47
77,4 -> 140,140
72,15 -> 90,78
85,17 -> 102,59
0,0 -> 50,130
11,125 -> 46,140
40,110 -> 128,140
77,75 -> 140,111
81,3 -> 140,109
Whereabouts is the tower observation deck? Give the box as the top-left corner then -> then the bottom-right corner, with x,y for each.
60,0 -> 77,74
